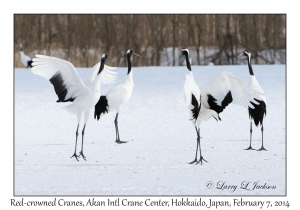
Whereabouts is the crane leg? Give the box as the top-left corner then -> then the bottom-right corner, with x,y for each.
196,128 -> 207,165
114,113 -> 127,144
189,127 -> 199,164
245,122 -> 255,150
70,124 -> 80,161
257,123 -> 267,151
78,124 -> 87,160
189,127 -> 207,165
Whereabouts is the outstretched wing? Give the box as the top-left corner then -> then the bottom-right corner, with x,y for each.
84,62 -> 118,88
31,54 -> 88,102
200,71 -> 262,112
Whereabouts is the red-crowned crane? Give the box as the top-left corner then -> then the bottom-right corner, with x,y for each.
19,44 -> 33,68
94,49 -> 140,144
238,49 -> 267,151
31,54 -> 117,161
177,48 -> 263,164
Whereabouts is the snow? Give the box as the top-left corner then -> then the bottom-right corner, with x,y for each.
16,47 -> 285,68
15,64 -> 285,196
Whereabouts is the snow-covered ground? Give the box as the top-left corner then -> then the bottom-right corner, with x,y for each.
14,64 -> 285,196
14,47 -> 286,68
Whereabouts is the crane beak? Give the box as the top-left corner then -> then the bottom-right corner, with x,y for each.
133,52 -> 140,57
180,54 -> 185,63
237,52 -> 245,61
107,57 -> 115,62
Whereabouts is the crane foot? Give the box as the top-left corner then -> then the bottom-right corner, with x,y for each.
70,152 -> 79,161
115,140 -> 127,144
244,146 -> 255,150
257,146 -> 267,151
78,151 -> 87,160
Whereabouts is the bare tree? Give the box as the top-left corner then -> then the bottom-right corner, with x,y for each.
14,14 -> 286,67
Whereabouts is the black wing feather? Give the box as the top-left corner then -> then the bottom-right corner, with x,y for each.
191,94 -> 201,120
207,91 -> 232,114
94,95 -> 109,120
49,72 -> 75,103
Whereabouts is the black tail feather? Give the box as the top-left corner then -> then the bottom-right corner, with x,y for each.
94,95 -> 109,120
191,94 -> 201,120
248,99 -> 266,126
28,60 -> 33,68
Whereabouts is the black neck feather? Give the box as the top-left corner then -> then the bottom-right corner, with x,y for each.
127,54 -> 132,74
98,59 -> 105,74
247,56 -> 254,75
185,55 -> 191,71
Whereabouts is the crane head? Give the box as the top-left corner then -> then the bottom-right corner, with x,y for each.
238,49 -> 251,61
101,54 -> 113,62
127,49 -> 140,57
180,48 -> 189,61
97,54 -> 114,75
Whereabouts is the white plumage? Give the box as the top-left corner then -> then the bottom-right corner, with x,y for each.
19,44 -> 32,68
94,49 -> 140,144
238,49 -> 267,151
85,62 -> 118,86
200,71 -> 261,110
249,74 -> 266,102
177,48 -> 263,164
106,81 -> 133,113
31,54 -> 117,161
177,72 -> 219,124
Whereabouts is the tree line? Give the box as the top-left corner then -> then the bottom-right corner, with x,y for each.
14,14 -> 286,67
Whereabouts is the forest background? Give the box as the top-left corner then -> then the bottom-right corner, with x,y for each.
14,14 -> 286,67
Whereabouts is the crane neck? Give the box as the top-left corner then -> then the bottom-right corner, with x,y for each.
97,60 -> 105,75
186,68 -> 194,79
127,54 -> 132,75
92,60 -> 106,92
247,56 -> 254,76
126,70 -> 134,84
125,55 -> 134,85
185,55 -> 192,71
184,54 -> 194,79
91,72 -> 102,92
